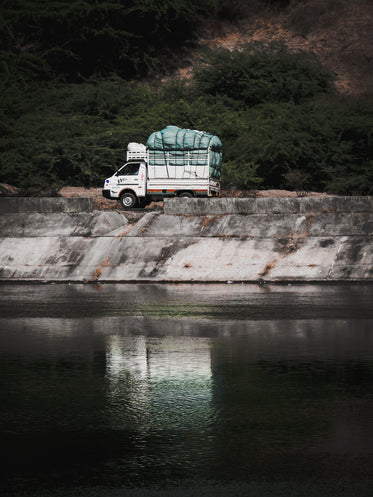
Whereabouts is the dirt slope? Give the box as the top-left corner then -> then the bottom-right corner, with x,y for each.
177,0 -> 373,98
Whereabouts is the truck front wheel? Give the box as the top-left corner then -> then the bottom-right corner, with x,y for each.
120,192 -> 138,209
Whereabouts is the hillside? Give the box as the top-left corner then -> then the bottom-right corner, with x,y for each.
1,0 -> 372,196
177,0 -> 373,98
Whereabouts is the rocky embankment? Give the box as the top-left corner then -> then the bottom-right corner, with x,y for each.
0,196 -> 372,283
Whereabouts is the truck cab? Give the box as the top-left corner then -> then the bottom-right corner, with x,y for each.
103,161 -> 147,208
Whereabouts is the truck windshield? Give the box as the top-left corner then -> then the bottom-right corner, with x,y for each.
117,163 -> 140,176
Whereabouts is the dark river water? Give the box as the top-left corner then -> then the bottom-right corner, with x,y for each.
1,283 -> 373,497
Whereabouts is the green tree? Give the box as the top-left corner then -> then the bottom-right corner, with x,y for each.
193,44 -> 334,108
0,0 -> 214,81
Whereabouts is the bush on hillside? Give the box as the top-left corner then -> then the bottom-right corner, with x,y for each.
219,98 -> 373,194
193,44 -> 335,107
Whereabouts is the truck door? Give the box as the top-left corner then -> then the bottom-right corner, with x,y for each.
116,162 -> 146,198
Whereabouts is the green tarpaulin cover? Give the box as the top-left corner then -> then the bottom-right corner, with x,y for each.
146,126 -> 222,178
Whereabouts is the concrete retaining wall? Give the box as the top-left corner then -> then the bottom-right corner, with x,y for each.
165,196 -> 373,215
0,197 -> 92,214
0,197 -> 372,283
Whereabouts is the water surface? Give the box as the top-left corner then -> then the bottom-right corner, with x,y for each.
0,283 -> 372,496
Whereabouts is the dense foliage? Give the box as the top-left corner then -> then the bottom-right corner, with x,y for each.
1,0 -> 217,80
193,44 -> 333,107
1,1 -> 372,195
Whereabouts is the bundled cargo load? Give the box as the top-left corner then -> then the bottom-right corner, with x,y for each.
146,125 -> 222,179
103,125 -> 222,209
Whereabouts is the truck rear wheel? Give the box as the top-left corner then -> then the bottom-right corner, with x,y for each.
178,191 -> 194,198
120,192 -> 137,209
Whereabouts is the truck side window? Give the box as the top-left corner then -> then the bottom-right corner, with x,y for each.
117,163 -> 140,176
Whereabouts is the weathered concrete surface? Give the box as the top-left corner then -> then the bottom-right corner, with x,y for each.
0,197 -> 92,213
0,211 -> 130,237
165,196 -> 373,215
0,197 -> 372,283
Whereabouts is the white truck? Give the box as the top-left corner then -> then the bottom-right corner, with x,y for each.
102,125 -> 222,209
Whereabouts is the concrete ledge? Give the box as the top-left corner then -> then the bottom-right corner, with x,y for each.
164,196 -> 373,215
0,197 -> 93,214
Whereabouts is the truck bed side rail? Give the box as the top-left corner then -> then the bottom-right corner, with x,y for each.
148,149 -> 209,166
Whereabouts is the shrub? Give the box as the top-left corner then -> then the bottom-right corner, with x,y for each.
212,98 -> 373,194
193,43 -> 335,107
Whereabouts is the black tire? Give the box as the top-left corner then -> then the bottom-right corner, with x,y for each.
120,191 -> 137,209
178,191 -> 194,198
